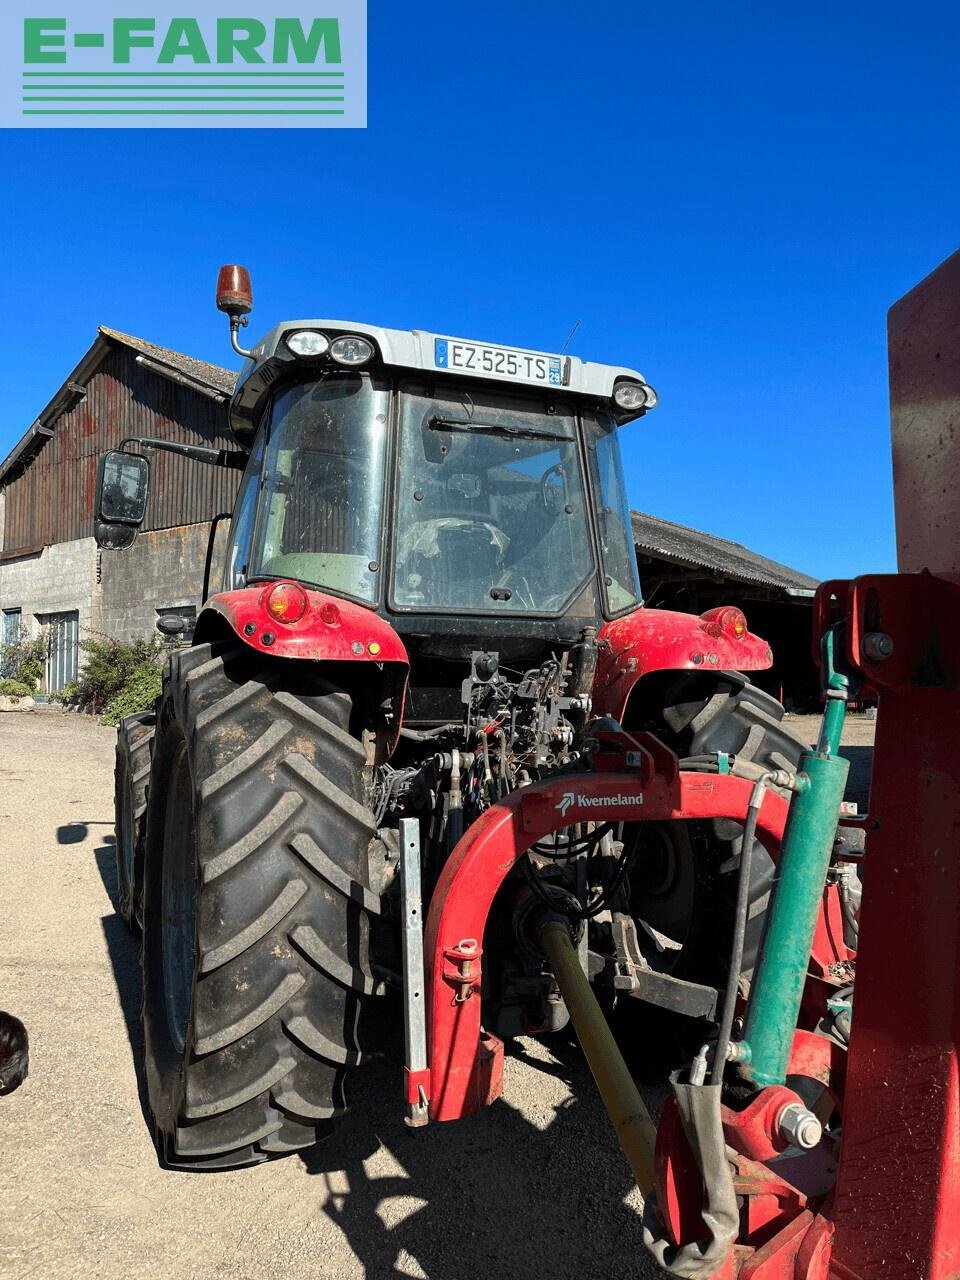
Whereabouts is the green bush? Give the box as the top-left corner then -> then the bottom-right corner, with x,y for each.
63,634 -> 166,720
103,661 -> 164,726
0,678 -> 33,698
0,633 -> 46,690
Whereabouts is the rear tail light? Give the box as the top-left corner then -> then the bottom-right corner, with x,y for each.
264,581 -> 308,625
700,606 -> 748,641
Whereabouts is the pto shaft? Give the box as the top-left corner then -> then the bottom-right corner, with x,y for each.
539,918 -> 657,1194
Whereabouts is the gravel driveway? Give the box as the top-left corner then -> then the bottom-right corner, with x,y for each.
0,711 -> 662,1280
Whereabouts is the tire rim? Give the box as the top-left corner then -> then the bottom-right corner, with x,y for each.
160,740 -> 197,1054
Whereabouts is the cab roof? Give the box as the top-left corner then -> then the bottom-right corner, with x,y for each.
241,319 -> 650,398
228,318 -> 655,442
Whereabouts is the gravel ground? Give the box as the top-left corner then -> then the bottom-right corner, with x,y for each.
0,711 -> 664,1280
0,709 -> 875,1280
784,712 -> 876,812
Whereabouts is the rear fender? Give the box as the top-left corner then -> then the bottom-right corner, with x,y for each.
593,606 -> 773,722
196,584 -> 409,752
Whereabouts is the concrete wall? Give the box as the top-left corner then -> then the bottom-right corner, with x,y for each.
0,489 -> 223,679
98,522 -> 216,642
0,489 -> 101,650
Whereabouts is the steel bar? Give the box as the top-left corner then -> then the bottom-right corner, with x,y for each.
399,817 -> 429,1126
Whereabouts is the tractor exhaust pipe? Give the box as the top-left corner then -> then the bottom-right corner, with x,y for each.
538,916 -> 657,1194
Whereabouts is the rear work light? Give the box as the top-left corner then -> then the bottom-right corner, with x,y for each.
264,582 -> 308,625
286,330 -> 330,357
330,334 -> 375,366
700,606 -> 748,641
613,380 -> 658,411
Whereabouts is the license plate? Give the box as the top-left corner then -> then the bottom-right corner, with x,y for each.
434,337 -> 564,387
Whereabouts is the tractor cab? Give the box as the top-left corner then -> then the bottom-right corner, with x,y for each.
220,282 -> 657,658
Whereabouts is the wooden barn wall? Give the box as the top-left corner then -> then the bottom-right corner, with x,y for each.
2,345 -> 240,551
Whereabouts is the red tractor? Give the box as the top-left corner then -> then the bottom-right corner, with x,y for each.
97,266 -> 804,1169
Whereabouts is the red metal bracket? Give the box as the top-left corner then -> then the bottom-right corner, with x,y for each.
424,767 -> 789,1122
403,1066 -> 431,1107
721,1086 -> 805,1163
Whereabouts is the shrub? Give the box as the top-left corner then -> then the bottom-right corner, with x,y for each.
0,678 -> 33,698
0,633 -> 46,690
64,635 -> 166,720
103,661 -> 164,726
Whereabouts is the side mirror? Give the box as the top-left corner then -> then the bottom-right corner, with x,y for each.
94,450 -> 150,550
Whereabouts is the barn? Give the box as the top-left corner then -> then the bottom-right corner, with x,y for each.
0,328 -> 817,701
0,328 -> 235,689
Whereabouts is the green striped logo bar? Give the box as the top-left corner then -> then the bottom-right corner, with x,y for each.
6,6 -> 366,128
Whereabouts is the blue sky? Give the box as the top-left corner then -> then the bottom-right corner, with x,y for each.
1,2 -> 958,580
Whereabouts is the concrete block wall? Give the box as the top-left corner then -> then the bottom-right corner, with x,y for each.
98,522 -> 216,641
1,488 -> 219,674
0,531 -> 100,645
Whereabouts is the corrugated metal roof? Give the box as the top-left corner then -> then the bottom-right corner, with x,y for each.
99,328 -> 237,396
631,510 -> 818,594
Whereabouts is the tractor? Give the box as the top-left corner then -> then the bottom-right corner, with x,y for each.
96,265 -> 805,1170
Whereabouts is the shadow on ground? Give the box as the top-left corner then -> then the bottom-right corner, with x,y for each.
85,829 -> 659,1277
92,837 -> 151,1125
296,1024 -> 663,1280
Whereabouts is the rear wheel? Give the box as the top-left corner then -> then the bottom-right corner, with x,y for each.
114,711 -> 156,930
141,643 -> 379,1169
627,673 -> 806,987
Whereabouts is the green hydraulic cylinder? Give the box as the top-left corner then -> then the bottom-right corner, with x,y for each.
739,747 -> 849,1089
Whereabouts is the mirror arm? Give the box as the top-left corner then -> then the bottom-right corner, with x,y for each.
118,437 -> 248,470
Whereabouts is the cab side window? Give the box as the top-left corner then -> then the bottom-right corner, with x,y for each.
224,434 -> 264,590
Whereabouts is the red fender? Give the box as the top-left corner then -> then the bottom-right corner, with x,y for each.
593,607 -> 774,722
198,583 -> 409,746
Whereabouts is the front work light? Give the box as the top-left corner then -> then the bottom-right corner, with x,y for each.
330,334 -> 375,366
286,330 -> 330,357
613,380 -> 658,412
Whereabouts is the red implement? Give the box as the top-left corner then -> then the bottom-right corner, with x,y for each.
424,751 -> 791,1122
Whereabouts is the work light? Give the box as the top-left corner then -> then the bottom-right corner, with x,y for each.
330,335 -> 375,366
613,380 -> 657,411
286,330 -> 330,357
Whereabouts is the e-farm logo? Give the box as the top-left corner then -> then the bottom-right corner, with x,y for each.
3,3 -> 365,128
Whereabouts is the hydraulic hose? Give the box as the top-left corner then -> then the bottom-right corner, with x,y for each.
711,774 -> 769,1083
538,917 -> 657,1194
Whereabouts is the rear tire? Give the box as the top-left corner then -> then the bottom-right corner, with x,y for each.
627,672 -> 806,986
115,711 -> 156,931
141,643 -> 379,1170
